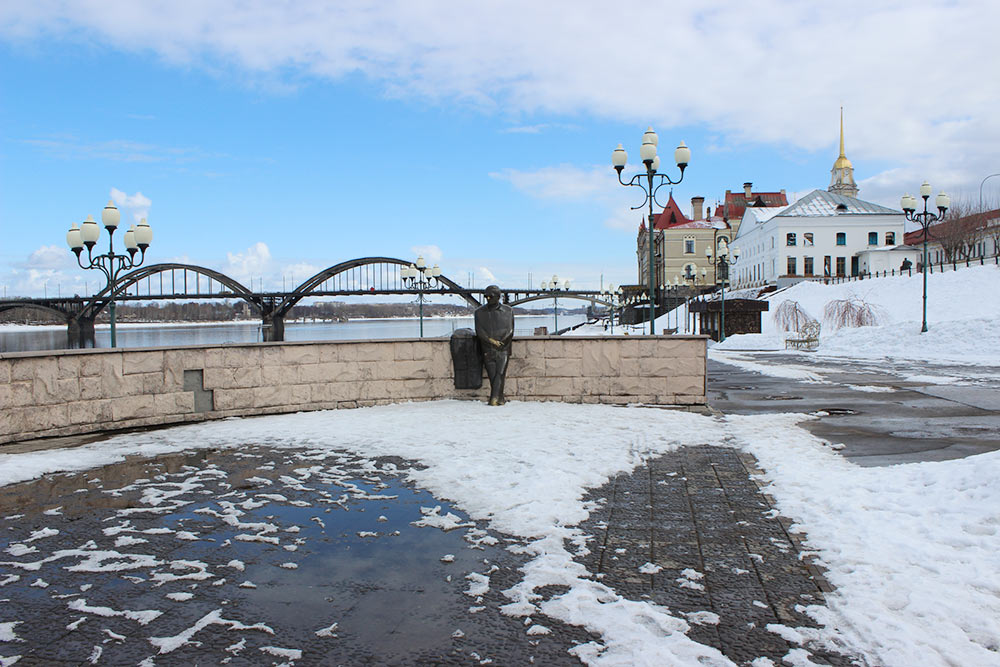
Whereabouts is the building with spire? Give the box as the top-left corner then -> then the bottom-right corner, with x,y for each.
829,107 -> 859,198
729,110 -> 913,288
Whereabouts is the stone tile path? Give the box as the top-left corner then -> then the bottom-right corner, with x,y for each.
578,446 -> 855,666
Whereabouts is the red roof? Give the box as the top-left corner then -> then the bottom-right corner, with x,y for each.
904,208 -> 1000,245
722,189 -> 788,221
651,194 -> 691,230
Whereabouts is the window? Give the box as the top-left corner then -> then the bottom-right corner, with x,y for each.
786,233 -> 796,246
868,232 -> 878,246
824,256 -> 832,276
886,232 -> 895,245
836,257 -> 846,276
804,256 -> 814,275
684,238 -> 695,254
836,232 -> 846,246
803,233 -> 814,246
787,256 -> 797,275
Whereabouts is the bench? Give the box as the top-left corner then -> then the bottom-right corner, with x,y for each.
785,321 -> 821,351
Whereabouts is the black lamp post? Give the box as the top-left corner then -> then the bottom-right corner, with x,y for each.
705,239 -> 740,342
601,285 -> 623,334
541,275 -> 569,332
612,128 -> 690,335
901,183 -> 950,333
66,201 -> 153,348
401,256 -> 441,338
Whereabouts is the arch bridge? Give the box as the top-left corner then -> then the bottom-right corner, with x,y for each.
2,258 -> 496,347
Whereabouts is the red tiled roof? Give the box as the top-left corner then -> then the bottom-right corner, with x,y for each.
904,208 -> 1000,245
722,190 -> 788,221
651,194 -> 691,229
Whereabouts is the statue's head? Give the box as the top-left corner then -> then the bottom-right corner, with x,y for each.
484,284 -> 501,306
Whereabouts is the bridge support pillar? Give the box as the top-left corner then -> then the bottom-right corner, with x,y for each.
262,314 -> 285,342
68,317 -> 96,349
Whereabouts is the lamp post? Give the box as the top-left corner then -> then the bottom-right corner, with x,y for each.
901,183 -> 950,333
540,275 -> 569,333
612,127 -> 690,335
400,256 -> 441,338
66,200 -> 153,348
600,284 -> 623,334
980,173 -> 1000,213
705,239 -> 740,342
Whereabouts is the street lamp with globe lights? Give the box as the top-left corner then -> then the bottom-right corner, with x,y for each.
705,239 -> 740,342
540,275 -> 570,333
400,256 -> 441,338
65,200 -> 153,348
600,284 -> 623,334
901,182 -> 950,333
612,127 -> 690,335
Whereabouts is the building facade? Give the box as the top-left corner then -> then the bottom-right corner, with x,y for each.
731,190 -> 905,288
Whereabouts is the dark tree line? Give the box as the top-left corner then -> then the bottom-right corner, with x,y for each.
1,299 -> 582,324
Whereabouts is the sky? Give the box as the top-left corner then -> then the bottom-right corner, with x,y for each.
2,1 -> 999,299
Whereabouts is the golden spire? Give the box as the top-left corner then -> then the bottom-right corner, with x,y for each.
834,106 -> 852,169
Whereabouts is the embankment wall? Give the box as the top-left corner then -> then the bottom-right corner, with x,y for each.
0,336 -> 707,445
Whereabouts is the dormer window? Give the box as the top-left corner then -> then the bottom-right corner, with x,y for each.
836,203 -> 848,212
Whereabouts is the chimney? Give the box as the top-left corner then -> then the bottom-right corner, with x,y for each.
706,206 -> 712,219
743,182 -> 753,199
691,196 -> 705,221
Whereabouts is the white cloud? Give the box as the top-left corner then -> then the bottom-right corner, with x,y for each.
223,242 -> 272,285
2,2 -> 998,199
28,245 -> 70,270
281,262 -> 321,289
110,188 -> 152,223
490,165 -> 613,201
410,245 -> 443,263
477,267 -> 496,284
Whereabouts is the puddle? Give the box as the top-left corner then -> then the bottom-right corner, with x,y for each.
0,447 -> 579,664
818,407 -> 860,415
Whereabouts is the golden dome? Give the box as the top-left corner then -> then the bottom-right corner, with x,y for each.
834,155 -> 853,170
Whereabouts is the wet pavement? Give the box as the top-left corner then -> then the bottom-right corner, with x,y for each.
0,440 -> 857,666
708,352 -> 1000,466
0,448 -> 594,665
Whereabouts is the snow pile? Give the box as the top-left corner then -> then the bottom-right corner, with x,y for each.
716,265 -> 1000,363
729,412 -> 1000,666
570,265 -> 1000,364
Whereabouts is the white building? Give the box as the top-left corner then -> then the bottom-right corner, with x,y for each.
731,113 -> 911,288
731,189 -> 907,288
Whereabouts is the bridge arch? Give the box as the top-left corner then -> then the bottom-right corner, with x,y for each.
277,257 -> 481,316
0,301 -> 73,322
81,263 -> 259,320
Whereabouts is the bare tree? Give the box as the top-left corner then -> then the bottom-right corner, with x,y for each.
773,300 -> 816,332
932,199 -> 984,263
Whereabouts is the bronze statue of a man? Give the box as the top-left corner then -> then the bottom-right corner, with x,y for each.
474,285 -> 514,406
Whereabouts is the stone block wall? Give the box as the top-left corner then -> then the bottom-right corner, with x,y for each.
0,336 -> 706,445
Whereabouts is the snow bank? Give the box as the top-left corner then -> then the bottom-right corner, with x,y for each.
717,265 -> 1000,363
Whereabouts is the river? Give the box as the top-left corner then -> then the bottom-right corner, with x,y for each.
0,314 -> 588,353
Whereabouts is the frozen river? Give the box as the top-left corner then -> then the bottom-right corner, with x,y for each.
0,314 -> 587,353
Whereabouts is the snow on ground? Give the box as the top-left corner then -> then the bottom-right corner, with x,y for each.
2,400 -> 999,666
573,265 -> 1000,367
715,265 -> 1000,364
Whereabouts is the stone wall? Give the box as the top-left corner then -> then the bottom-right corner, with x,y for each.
0,336 -> 707,445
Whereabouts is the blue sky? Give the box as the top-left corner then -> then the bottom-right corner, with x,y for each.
2,1 -> 997,299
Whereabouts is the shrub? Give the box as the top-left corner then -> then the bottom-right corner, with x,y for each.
772,300 -> 816,332
823,297 -> 887,331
